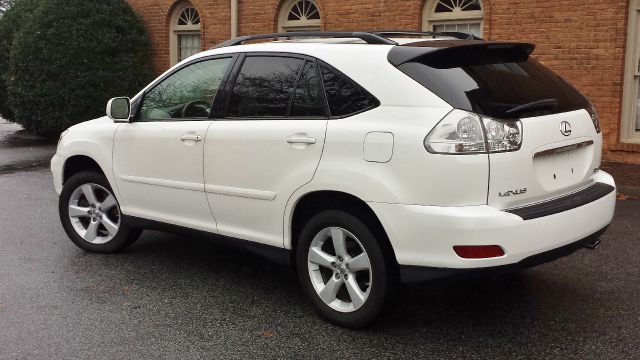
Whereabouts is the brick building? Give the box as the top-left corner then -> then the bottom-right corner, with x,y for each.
125,0 -> 640,164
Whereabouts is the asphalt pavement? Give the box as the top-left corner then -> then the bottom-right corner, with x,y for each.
0,168 -> 639,359
0,119 -> 56,173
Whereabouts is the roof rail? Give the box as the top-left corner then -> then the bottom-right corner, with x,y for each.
371,30 -> 483,41
213,31 -> 398,49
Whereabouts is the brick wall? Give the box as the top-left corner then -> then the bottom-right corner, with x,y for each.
124,0 -> 640,163
124,0 -> 427,73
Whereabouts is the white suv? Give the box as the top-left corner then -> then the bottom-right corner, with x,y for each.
51,31 -> 617,328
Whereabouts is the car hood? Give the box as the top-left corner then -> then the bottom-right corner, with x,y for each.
68,116 -> 113,132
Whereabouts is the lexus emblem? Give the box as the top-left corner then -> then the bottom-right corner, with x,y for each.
560,121 -> 572,136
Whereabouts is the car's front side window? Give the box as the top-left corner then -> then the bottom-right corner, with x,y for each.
140,57 -> 232,120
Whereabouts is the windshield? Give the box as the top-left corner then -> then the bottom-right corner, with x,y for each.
396,55 -> 589,119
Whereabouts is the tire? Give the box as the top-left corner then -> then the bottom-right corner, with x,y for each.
296,209 -> 398,328
59,171 -> 142,253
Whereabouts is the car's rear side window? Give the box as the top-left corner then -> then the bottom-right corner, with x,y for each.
226,56 -> 305,118
289,61 -> 326,118
396,52 -> 589,119
319,63 -> 379,117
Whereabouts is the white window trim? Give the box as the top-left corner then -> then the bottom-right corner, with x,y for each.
170,3 -> 201,66
422,0 -> 484,35
621,0 -> 640,143
278,0 -> 321,33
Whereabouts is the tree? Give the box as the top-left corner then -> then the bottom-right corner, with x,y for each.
0,0 -> 41,121
0,0 -> 16,16
6,0 -> 153,135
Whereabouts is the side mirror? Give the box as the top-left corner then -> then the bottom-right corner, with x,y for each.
106,97 -> 131,122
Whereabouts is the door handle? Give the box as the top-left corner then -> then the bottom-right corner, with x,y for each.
180,134 -> 203,142
286,135 -> 316,145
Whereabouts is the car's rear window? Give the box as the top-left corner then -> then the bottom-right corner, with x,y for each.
395,49 -> 589,119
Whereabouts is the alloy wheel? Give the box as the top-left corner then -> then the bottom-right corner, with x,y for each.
68,183 -> 121,244
307,227 -> 372,312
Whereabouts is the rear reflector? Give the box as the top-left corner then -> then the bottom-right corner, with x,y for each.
453,245 -> 505,259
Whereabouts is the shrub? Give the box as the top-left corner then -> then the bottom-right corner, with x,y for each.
7,0 -> 153,135
0,0 -> 42,121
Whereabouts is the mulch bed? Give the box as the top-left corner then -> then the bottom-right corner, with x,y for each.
601,161 -> 640,188
601,161 -> 640,198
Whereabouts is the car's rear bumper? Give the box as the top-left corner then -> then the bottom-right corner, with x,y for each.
368,170 -> 616,274
399,225 -> 608,283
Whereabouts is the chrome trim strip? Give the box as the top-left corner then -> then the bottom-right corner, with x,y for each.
533,140 -> 594,158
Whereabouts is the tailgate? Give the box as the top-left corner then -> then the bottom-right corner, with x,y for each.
488,109 -> 601,209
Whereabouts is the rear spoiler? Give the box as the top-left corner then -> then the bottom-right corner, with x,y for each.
388,41 -> 535,68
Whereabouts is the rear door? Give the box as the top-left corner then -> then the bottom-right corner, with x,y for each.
392,42 -> 601,209
203,54 -> 328,247
488,109 -> 601,209
470,60 -> 602,209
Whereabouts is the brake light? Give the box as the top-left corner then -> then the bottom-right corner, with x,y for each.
453,245 -> 505,259
424,110 -> 522,155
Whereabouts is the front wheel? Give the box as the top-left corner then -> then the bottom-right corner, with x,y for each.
59,171 -> 141,253
296,210 -> 397,328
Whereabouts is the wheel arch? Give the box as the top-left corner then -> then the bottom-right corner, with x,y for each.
60,151 -> 130,216
287,190 -> 398,266
63,155 -> 107,183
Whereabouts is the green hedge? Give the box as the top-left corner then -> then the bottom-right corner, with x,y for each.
6,0 -> 153,135
0,0 -> 42,122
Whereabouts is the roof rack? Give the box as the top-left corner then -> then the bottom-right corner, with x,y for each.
212,30 -> 483,49
370,30 -> 483,41
213,31 -> 398,48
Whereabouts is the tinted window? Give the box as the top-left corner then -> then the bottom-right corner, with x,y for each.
396,54 -> 589,119
290,61 -> 326,117
320,64 -> 378,117
140,58 -> 231,120
226,56 -> 305,118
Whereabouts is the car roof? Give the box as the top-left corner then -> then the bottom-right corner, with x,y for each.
191,36 -> 466,60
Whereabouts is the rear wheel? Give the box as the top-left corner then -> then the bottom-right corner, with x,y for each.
296,209 -> 397,328
59,171 -> 141,253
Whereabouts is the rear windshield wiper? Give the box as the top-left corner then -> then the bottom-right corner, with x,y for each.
505,98 -> 558,115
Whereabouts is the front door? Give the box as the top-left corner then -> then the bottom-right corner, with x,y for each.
113,57 -> 233,232
204,55 -> 328,246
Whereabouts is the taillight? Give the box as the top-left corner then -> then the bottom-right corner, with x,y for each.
586,103 -> 602,133
424,110 -> 486,154
424,110 -> 522,155
483,117 -> 522,152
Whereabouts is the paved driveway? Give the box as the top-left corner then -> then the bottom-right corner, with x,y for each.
0,169 -> 638,359
0,120 -> 55,172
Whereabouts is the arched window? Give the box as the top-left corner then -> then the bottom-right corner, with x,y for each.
170,3 -> 201,66
423,0 -> 483,38
278,0 -> 321,32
